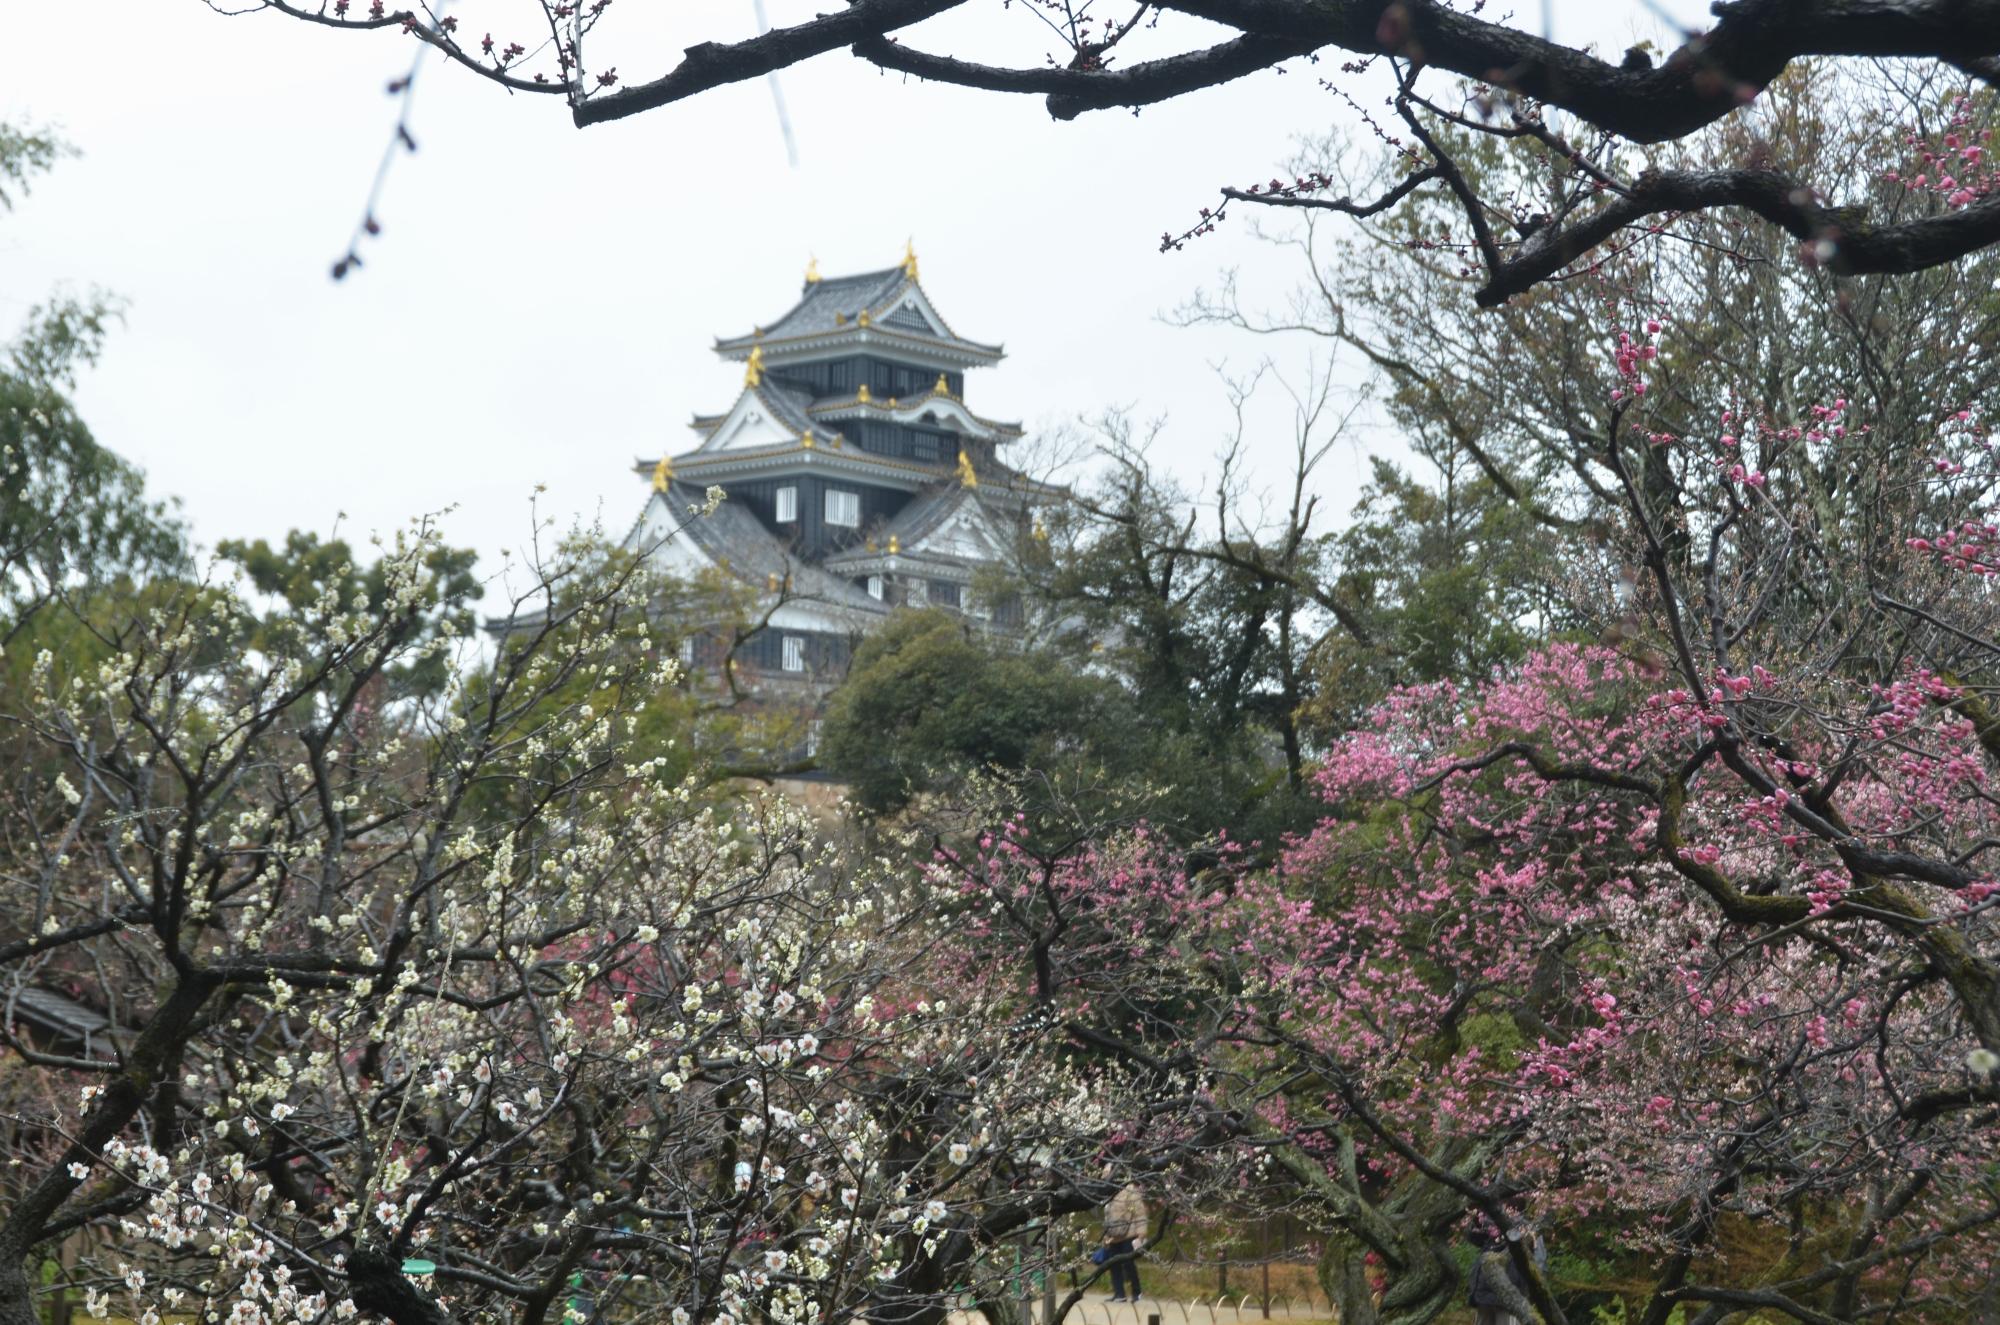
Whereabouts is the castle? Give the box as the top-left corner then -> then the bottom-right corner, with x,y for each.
623,247 -> 1055,692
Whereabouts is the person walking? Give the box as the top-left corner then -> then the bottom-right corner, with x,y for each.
1101,1182 -> 1149,1303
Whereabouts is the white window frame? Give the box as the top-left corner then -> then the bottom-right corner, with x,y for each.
825,488 -> 860,528
781,636 -> 806,672
867,574 -> 884,600
775,485 -> 798,523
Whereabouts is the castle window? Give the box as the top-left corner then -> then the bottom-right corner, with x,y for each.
825,488 -> 860,527
775,485 -> 798,523
867,575 -> 884,600
782,636 -> 805,672
930,579 -> 962,609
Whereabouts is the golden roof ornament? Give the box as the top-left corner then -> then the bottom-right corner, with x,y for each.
888,535 -> 900,554
805,256 -> 821,284
902,238 -> 919,280
651,456 -> 674,492
857,383 -> 872,403
744,345 -> 765,387
857,309 -> 871,327
1033,517 -> 1049,543
801,431 -> 815,450
956,448 -> 979,489
933,373 -> 950,396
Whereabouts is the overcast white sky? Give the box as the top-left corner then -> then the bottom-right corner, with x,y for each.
3,0 -> 1701,596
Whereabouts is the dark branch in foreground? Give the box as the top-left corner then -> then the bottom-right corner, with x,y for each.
855,31 -> 1325,118
565,0 -> 2000,139
237,0 -> 2000,303
573,0 -> 961,126
1468,168 -> 2000,306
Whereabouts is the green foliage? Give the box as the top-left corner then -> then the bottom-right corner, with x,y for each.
1302,456 -> 1561,736
2,299 -> 188,629
216,528 -> 481,703
820,608 -> 1123,814
0,121 -> 68,214
1585,1295 -> 1684,1325
1453,1012 -> 1527,1071
1,121 -> 187,636
1006,435 -> 1337,843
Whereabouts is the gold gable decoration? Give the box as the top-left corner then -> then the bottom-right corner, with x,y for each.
956,448 -> 979,489
933,373 -> 950,397
805,256 -> 821,284
651,457 -> 674,492
856,383 -> 872,403
744,345 -> 765,387
902,239 -> 919,281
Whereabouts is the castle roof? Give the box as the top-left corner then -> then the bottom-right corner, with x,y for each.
615,253 -> 1063,637
626,481 -> 886,617
820,483 -> 1010,577
714,261 -> 1004,367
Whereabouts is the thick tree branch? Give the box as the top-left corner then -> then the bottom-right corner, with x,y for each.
573,0 -> 963,126
1151,0 -> 2000,144
1475,167 -> 2000,306
534,0 -> 2000,136
855,31 -> 1323,118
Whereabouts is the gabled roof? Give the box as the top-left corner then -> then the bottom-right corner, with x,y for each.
822,483 -> 1019,576
729,267 -> 907,343
714,266 -> 1004,365
807,386 -> 1024,442
684,381 -> 839,453
623,481 -> 885,617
